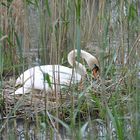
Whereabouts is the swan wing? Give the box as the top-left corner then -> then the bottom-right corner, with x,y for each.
15,65 -> 81,94
40,65 -> 81,85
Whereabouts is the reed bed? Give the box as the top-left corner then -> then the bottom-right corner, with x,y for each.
0,0 -> 140,139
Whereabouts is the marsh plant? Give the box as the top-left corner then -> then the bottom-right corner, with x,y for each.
0,0 -> 140,139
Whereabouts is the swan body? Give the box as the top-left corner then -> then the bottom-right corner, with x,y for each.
14,50 -> 99,94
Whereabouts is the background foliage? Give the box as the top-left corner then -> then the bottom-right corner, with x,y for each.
0,0 -> 140,139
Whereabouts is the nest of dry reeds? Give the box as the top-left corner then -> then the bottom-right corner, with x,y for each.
1,77 -> 76,118
3,92 -> 68,118
2,76 -> 117,120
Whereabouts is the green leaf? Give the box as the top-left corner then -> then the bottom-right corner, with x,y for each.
0,44 -> 3,74
45,0 -> 51,17
106,105 -> 124,140
14,32 -> 23,59
128,3 -> 137,22
43,73 -> 52,88
47,112 -> 71,134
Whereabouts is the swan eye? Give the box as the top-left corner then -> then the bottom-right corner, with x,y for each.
92,64 -> 99,79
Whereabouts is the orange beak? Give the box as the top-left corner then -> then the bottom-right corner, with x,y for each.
92,64 -> 99,79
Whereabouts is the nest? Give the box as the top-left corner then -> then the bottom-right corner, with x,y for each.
1,76 -> 117,119
1,77 -> 79,119
3,90 -> 72,118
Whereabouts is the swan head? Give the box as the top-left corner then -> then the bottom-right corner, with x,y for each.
68,49 -> 100,79
82,53 -> 99,79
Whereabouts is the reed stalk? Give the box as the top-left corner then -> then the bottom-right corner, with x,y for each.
0,0 -> 139,139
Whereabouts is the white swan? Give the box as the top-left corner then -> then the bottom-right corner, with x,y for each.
14,50 -> 99,94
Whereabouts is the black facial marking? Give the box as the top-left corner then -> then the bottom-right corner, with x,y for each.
92,64 -> 99,72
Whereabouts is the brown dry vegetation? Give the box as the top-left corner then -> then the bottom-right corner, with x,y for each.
0,0 -> 140,139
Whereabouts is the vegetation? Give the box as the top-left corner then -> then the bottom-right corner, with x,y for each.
0,0 -> 140,139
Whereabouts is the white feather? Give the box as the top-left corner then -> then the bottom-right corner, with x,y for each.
14,50 -> 99,94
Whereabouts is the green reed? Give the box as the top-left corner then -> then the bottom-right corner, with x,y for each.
0,0 -> 140,139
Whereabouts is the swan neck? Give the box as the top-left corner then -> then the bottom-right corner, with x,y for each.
68,49 -> 99,76
67,50 -> 86,76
